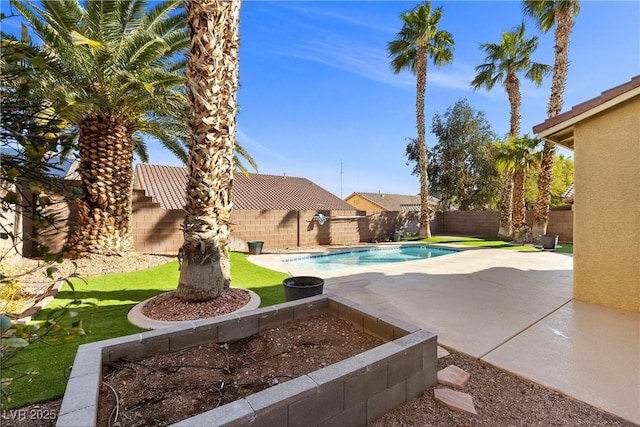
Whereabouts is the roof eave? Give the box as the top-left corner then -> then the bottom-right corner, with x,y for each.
533,82 -> 640,150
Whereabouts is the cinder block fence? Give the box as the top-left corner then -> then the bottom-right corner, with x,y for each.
23,187 -> 573,256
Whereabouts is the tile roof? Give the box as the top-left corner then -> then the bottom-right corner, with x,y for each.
533,75 -> 640,148
134,164 -> 354,211
347,192 -> 425,211
562,183 -> 574,204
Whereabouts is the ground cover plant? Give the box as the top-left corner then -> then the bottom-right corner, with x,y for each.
1,252 -> 288,408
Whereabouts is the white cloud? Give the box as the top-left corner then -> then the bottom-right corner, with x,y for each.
275,37 -> 473,91
236,127 -> 289,163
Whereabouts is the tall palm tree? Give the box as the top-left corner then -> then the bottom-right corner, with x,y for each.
11,0 -> 190,256
493,136 -> 541,241
508,136 -> 542,241
472,21 -> 550,238
388,1 -> 454,239
524,0 -> 580,240
175,0 -> 241,302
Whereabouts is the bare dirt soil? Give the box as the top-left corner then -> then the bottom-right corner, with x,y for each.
97,313 -> 383,426
3,253 -> 637,427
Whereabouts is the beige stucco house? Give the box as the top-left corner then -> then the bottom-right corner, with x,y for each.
533,76 -> 639,312
345,192 -> 439,212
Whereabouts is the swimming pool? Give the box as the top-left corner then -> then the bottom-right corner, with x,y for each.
283,245 -> 458,271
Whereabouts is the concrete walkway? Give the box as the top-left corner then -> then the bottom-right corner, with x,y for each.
249,245 -> 640,424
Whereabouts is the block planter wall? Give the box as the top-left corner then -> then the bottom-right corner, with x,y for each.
56,294 -> 437,427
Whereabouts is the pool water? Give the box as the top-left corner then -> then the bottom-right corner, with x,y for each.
284,245 -> 458,271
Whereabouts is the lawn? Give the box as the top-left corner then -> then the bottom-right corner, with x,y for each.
422,235 -> 573,253
1,252 -> 289,409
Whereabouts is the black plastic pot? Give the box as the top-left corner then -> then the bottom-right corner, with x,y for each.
247,240 -> 264,255
540,234 -> 558,250
390,232 -> 401,242
283,276 -> 324,301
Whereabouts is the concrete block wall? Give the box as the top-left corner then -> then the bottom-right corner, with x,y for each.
229,209 -> 302,251
307,210 -> 363,247
545,210 -> 573,242
28,181 -> 80,255
56,294 -> 438,427
229,210 -> 398,253
22,186 -> 573,257
131,190 -> 183,255
361,211 -> 420,242
437,211 -> 500,237
435,210 -> 573,243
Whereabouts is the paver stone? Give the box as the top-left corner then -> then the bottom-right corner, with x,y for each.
437,346 -> 450,359
434,388 -> 477,415
437,364 -> 470,389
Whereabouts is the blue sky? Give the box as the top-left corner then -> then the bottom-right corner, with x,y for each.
226,0 -> 640,198
4,1 -> 639,199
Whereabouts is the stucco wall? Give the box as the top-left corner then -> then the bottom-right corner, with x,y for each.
573,96 -> 639,312
344,194 -> 381,211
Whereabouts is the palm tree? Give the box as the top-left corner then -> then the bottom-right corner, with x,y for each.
471,21 -> 550,238
495,165 -> 516,238
493,136 -> 541,241
388,1 -> 454,239
509,136 -> 542,241
12,0 -> 190,256
523,0 -> 580,240
175,0 -> 241,302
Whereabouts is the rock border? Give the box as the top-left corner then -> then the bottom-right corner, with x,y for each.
127,288 -> 261,329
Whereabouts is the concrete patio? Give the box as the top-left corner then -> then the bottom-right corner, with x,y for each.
249,245 -> 640,424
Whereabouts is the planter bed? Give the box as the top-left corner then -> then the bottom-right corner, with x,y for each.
57,294 -> 437,426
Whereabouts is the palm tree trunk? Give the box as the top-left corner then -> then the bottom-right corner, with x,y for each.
176,0 -> 240,302
498,72 -> 521,240
505,72 -> 521,138
498,170 -> 514,239
511,164 -> 527,241
532,0 -> 576,240
66,116 -> 134,255
416,46 -> 431,239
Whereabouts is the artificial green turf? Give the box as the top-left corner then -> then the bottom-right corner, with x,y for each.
422,236 -> 541,251
554,243 -> 574,254
2,252 -> 288,408
422,236 -> 574,253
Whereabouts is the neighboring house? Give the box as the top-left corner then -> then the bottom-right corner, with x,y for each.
344,192 -> 436,236
533,75 -> 639,312
345,192 -> 437,212
561,183 -> 574,205
134,164 -> 355,211
133,164 -> 372,252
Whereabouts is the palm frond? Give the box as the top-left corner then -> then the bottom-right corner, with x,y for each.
140,0 -> 184,34
234,140 -> 258,176
132,133 -> 149,163
472,22 -> 549,94
140,122 -> 188,163
523,0 -> 580,33
387,1 -> 454,75
526,62 -> 552,86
